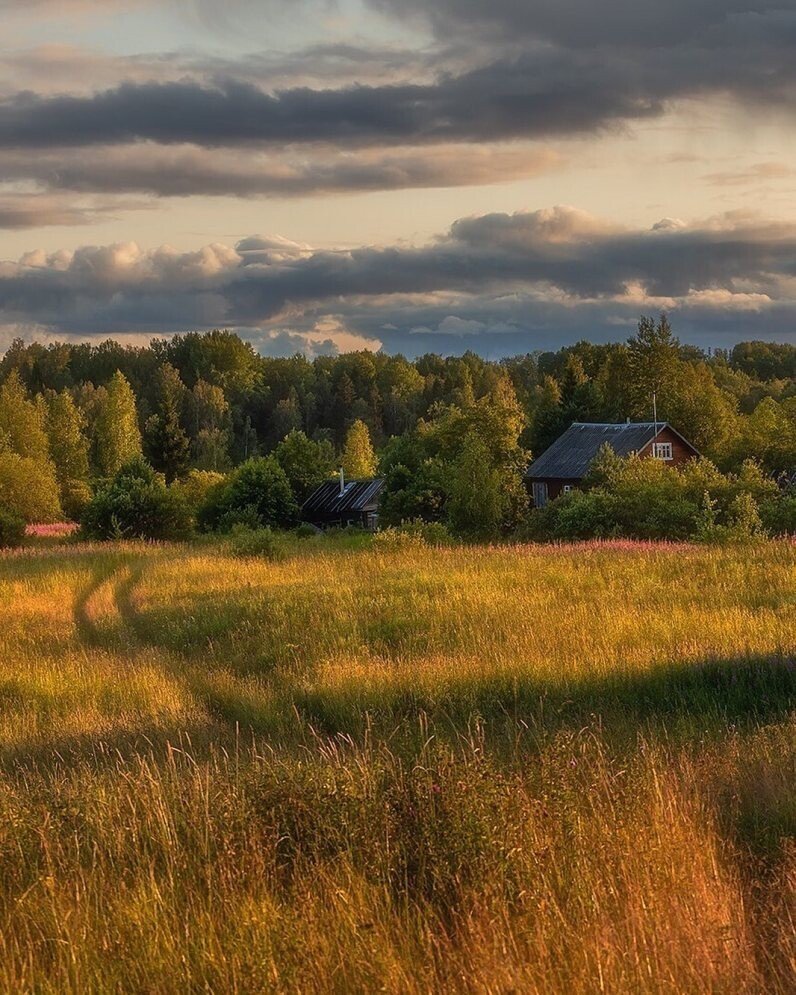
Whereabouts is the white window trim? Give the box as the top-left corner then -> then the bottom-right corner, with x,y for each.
652,442 -> 673,461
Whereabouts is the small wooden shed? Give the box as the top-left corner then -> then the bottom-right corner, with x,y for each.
526,421 -> 699,507
301,477 -> 385,530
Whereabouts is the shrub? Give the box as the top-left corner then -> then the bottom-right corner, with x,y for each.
395,519 -> 454,547
227,525 -> 288,561
372,527 -> 425,552
170,470 -> 226,519
0,508 -> 25,548
198,457 -> 298,532
81,457 -> 192,541
725,492 -> 767,542
759,496 -> 796,537
215,505 -> 266,533
60,479 -> 93,522
697,491 -> 768,544
294,523 -> 319,539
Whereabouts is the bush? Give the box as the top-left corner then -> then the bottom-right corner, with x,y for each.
759,496 -> 796,537
294,522 -> 319,539
170,470 -> 226,520
0,508 -> 25,548
81,457 -> 192,541
227,525 -> 288,561
60,479 -> 93,522
372,519 -> 455,551
696,491 -> 768,544
372,527 -> 425,552
397,519 -> 454,546
198,458 -> 298,533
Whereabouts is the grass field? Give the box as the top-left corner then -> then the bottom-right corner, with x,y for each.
0,536 -> 794,993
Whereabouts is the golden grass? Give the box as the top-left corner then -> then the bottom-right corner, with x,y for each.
0,537 -> 793,992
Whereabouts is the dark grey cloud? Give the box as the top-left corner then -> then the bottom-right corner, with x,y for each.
0,143 -> 559,199
368,0 -> 794,49
1,207 -> 794,355
0,63 -> 659,150
0,14 -> 793,154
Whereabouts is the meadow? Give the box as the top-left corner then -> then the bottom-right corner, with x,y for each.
0,535 -> 794,993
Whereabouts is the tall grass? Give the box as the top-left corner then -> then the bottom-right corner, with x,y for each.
0,537 -> 793,992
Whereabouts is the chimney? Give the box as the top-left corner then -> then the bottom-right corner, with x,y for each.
339,467 -> 345,495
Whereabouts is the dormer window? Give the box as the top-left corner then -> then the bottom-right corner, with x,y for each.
652,442 -> 673,460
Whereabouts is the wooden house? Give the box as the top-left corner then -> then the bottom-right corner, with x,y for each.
526,422 -> 699,508
301,475 -> 385,530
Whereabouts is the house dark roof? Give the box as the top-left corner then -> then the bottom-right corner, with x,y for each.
527,422 -> 689,480
302,478 -> 385,517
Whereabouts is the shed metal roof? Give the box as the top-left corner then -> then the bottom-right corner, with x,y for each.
526,422 -> 687,480
302,478 -> 385,517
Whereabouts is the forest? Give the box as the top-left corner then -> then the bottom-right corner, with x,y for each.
1,316 -> 796,543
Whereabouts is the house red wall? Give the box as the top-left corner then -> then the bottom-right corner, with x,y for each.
637,426 -> 698,467
529,427 -> 699,506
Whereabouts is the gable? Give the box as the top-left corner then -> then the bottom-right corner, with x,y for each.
527,422 -> 698,481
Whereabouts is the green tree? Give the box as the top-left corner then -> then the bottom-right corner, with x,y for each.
273,430 -> 336,503
198,457 -> 298,532
0,451 -> 62,523
44,390 -> 91,519
188,379 -> 232,472
527,376 -> 565,455
341,419 -> 378,479
145,363 -> 190,483
0,370 -> 50,461
95,371 -> 143,477
81,457 -> 191,541
447,431 -> 504,539
626,314 -> 680,418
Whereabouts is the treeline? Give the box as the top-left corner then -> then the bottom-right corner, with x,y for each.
3,321 -> 796,471
1,318 -> 796,543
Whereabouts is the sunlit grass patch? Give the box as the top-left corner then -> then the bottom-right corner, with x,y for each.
0,536 -> 793,991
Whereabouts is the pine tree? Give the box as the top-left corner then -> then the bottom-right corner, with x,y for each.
627,314 -> 680,418
341,419 -> 378,479
145,363 -> 190,483
95,371 -> 142,477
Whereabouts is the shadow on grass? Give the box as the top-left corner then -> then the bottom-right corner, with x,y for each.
0,717 -> 221,776
290,653 -> 796,747
69,553 -> 795,756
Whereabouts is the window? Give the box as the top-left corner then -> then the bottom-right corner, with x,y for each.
562,485 -> 572,494
653,442 -> 673,460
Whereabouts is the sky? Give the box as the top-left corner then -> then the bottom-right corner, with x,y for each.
0,0 -> 794,358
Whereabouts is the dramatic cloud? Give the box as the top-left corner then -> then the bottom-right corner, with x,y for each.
368,0 -> 796,49
2,3 -> 795,354
0,16 -> 792,153
1,206 -> 794,354
0,144 -> 560,200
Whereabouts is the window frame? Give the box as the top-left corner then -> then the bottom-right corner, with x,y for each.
652,441 -> 673,461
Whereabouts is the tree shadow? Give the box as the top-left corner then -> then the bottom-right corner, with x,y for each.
0,717 -> 221,777
291,652 -> 796,748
